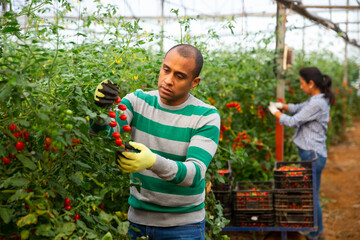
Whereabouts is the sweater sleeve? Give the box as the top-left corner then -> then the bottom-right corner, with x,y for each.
150,111 -> 221,188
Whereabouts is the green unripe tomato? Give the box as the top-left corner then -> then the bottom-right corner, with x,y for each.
65,110 -> 73,115
65,124 -> 73,131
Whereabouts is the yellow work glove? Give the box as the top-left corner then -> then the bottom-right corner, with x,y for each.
94,80 -> 120,107
116,141 -> 157,173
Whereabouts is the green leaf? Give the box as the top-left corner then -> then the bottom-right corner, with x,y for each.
8,189 -> 29,202
21,230 -> 30,239
37,112 -> 49,121
0,207 -> 12,224
76,220 -> 88,230
17,213 -> 38,228
117,221 -> 129,235
10,177 -> 30,187
2,27 -> 20,33
73,116 -> 87,124
69,172 -> 83,186
54,233 -> 66,240
0,144 -> 6,156
17,154 -> 36,170
0,85 -> 12,102
58,222 -> 76,235
19,120 -> 30,127
101,232 -> 113,240
99,211 -> 113,223
36,224 -> 55,237
76,32 -> 87,37
75,160 -> 91,169
35,58 -> 49,63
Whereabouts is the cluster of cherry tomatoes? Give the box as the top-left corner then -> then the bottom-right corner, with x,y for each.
1,124 -> 30,165
63,198 -> 80,222
226,102 -> 242,112
108,96 -> 131,146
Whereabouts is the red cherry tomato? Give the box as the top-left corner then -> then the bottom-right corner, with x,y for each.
118,104 -> 127,111
64,198 -> 71,206
24,132 -> 30,141
115,138 -> 123,146
45,138 -> 52,145
115,96 -> 121,104
10,123 -> 17,132
123,125 -> 131,132
44,144 -> 50,151
74,213 -> 80,221
108,111 -> 116,118
120,114 -> 127,121
109,121 -> 117,127
1,157 -> 10,165
112,132 -> 120,139
100,205 -> 105,210
16,142 -> 24,151
64,205 -> 72,210
13,132 -> 22,138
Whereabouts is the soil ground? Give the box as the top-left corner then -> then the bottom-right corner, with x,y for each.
223,117 -> 360,240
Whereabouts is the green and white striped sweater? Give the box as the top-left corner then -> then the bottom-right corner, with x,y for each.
92,89 -> 220,226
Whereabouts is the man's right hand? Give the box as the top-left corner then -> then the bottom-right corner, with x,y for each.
94,80 -> 120,107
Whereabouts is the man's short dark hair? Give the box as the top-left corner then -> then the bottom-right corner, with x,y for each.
165,44 -> 203,78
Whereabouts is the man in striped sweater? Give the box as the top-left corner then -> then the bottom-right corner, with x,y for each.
92,44 -> 220,239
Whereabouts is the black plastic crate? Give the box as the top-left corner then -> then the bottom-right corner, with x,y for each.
214,191 -> 233,211
213,160 -> 233,192
213,160 -> 233,217
274,189 -> 313,210
274,161 -> 313,190
275,209 -> 314,228
213,178 -> 233,192
232,181 -> 274,211
232,210 -> 275,227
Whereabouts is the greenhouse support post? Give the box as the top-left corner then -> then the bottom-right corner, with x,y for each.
275,2 -> 287,162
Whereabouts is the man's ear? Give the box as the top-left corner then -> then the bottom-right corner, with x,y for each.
191,77 -> 201,89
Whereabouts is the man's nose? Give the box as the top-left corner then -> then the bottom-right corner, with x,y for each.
163,75 -> 174,85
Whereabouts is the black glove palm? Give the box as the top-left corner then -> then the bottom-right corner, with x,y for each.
94,80 -> 120,107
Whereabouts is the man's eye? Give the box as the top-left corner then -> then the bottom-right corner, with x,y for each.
163,68 -> 170,73
177,74 -> 184,79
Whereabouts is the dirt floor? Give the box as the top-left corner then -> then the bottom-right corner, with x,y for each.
321,116 -> 360,240
223,117 -> 360,240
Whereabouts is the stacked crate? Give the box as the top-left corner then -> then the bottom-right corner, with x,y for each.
231,181 -> 275,227
273,161 -> 314,228
213,160 -> 233,220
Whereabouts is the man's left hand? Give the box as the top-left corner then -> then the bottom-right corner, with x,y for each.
116,141 -> 157,173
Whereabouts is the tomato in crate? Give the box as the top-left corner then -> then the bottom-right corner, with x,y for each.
232,181 -> 274,211
274,161 -> 313,190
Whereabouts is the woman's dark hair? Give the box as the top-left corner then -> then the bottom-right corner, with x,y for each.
299,67 -> 335,105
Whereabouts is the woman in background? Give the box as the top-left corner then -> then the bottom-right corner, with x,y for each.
268,67 -> 335,240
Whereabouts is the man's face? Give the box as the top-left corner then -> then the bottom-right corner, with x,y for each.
158,50 -> 200,106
